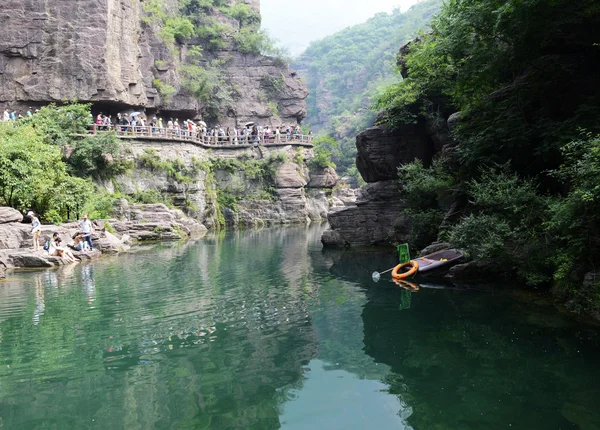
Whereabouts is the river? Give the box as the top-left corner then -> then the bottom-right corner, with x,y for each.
0,225 -> 599,429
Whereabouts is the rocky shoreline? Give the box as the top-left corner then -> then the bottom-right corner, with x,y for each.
0,204 -> 207,279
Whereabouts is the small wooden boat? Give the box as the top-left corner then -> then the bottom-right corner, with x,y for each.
414,249 -> 464,274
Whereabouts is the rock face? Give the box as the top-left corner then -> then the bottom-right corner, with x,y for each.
0,203 -> 204,270
0,207 -> 23,224
322,180 -> 409,247
0,0 -> 308,126
102,141 -> 354,229
323,119 -> 441,247
355,123 -> 435,183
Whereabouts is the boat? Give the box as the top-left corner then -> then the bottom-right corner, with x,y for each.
414,249 -> 464,274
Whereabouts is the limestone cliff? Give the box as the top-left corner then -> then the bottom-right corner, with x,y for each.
97,140 -> 354,229
0,0 -> 307,126
322,120 -> 441,247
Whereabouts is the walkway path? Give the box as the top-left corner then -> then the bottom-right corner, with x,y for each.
87,125 -> 315,148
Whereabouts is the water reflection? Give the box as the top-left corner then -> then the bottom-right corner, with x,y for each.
0,226 -> 598,429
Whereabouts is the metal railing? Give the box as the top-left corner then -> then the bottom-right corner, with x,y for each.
87,124 -> 315,146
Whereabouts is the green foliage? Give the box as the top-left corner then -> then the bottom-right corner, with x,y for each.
398,158 -> 453,209
24,103 -> 91,146
309,136 -> 339,169
217,189 -> 239,212
67,133 -> 123,178
292,0 -> 442,175
220,2 -> 260,27
210,157 -> 274,181
266,101 -> 279,117
0,122 -> 93,221
403,208 -> 445,251
133,189 -> 170,205
375,0 -> 600,175
82,191 -> 122,220
180,61 -> 234,115
153,78 -> 177,100
143,0 -> 194,48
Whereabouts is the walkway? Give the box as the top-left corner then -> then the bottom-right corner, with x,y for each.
87,125 -> 315,148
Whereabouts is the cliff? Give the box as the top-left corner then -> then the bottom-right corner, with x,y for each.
97,140 -> 355,229
322,121 -> 440,247
0,0 -> 307,126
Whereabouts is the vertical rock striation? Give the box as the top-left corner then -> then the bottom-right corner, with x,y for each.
322,121 -> 437,247
0,0 -> 308,126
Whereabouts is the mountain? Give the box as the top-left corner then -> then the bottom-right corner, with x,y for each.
292,0 -> 442,179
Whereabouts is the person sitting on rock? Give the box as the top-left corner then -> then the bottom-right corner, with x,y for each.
49,233 -> 77,263
70,233 -> 90,251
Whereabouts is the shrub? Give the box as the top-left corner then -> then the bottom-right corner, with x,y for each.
398,158 -> 453,209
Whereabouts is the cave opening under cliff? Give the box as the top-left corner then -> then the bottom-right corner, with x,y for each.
90,101 -> 147,121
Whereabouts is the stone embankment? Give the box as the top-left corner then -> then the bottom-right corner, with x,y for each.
0,204 -> 207,277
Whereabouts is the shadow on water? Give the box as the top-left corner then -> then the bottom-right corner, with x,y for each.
0,224 -> 599,429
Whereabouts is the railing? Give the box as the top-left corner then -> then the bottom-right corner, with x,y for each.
87,124 -> 315,146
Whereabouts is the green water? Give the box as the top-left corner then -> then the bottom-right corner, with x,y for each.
0,226 -> 599,430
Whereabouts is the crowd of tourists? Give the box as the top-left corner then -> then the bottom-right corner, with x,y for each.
93,112 -> 312,145
27,211 -> 94,263
2,107 -> 38,121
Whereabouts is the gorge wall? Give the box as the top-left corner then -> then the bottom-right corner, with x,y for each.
322,112 -> 454,248
0,0 -> 307,126
97,140 -> 355,230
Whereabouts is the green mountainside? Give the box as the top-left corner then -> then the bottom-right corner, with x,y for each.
292,0 -> 442,179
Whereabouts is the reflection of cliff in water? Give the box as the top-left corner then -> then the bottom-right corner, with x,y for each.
360,283 -> 600,429
0,227 -> 325,429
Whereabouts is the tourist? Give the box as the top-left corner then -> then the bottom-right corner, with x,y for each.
157,117 -> 164,133
70,232 -> 90,251
130,115 -> 137,134
285,125 -> 291,140
2,109 -> 9,121
174,119 -> 180,136
251,125 -> 259,145
275,126 -> 281,143
26,107 -> 32,117
80,214 -> 94,250
49,233 -> 77,263
27,211 -> 42,252
264,126 -> 271,143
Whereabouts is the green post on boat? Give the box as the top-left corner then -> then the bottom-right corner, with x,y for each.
397,244 -> 410,264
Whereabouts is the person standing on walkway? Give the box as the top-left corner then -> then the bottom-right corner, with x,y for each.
27,211 -> 41,252
80,214 -> 93,250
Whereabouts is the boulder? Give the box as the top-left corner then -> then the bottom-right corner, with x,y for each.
447,112 -> 462,132
0,207 -> 23,224
323,180 -> 408,247
419,242 -> 453,257
11,253 -> 63,268
274,162 -> 308,188
355,123 -> 435,183
447,260 -> 505,282
73,249 -> 102,261
307,166 -> 338,188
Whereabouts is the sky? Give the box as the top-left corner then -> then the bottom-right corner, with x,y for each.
260,0 -> 421,56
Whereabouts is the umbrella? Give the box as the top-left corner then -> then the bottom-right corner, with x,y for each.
198,121 -> 207,127
130,111 -> 142,117
245,121 -> 255,127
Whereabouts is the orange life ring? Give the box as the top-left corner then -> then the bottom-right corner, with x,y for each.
391,260 -> 419,280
